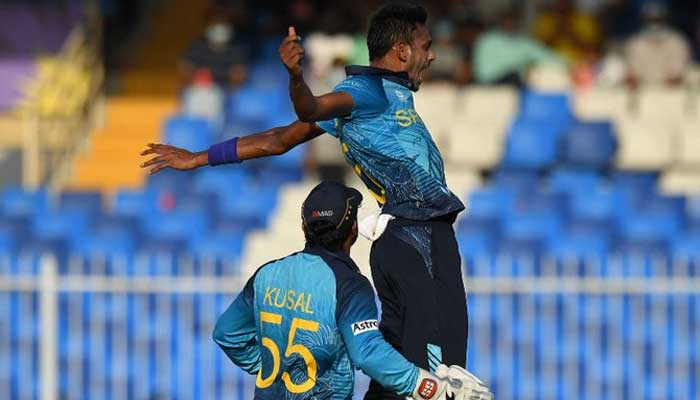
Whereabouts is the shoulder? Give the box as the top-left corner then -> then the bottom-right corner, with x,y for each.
334,75 -> 388,113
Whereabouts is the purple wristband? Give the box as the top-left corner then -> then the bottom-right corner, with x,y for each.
207,137 -> 241,166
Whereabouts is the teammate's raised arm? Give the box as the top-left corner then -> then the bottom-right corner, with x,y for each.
279,26 -> 354,122
140,120 -> 324,174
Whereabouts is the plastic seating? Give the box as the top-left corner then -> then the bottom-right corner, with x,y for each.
466,186 -> 516,217
31,210 -> 91,244
572,88 -> 629,120
502,119 -> 561,170
519,90 -> 573,128
1,187 -> 49,217
58,191 -> 103,216
227,85 -> 288,125
162,115 -> 215,152
218,186 -> 277,227
491,169 -> 540,192
190,232 -> 245,260
112,189 -> 159,217
146,169 -> 197,195
561,121 -> 616,169
141,210 -> 210,243
446,119 -> 506,169
614,117 -> 675,170
676,121 -> 700,168
193,167 -> 250,196
549,169 -> 600,195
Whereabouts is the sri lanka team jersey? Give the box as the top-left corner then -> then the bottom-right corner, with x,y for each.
213,245 -> 418,399
316,66 -> 465,221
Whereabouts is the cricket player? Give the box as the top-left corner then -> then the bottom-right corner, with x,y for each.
212,181 -> 490,400
141,3 -> 474,399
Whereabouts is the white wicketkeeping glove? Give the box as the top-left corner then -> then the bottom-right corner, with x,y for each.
409,368 -> 460,400
442,365 -> 494,400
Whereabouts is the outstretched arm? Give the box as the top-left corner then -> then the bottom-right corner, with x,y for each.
279,27 -> 354,122
140,120 -> 324,174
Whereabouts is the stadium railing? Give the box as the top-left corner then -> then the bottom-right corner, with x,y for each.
1,251 -> 697,400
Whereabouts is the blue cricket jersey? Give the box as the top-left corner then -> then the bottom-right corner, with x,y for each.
213,244 -> 419,399
317,66 -> 465,221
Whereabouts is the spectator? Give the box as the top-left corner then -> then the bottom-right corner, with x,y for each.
179,7 -> 250,90
533,0 -> 602,66
624,1 -> 691,87
473,7 -> 562,86
181,69 -> 225,130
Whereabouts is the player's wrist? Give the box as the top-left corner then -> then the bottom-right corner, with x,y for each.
207,137 -> 241,166
411,368 -> 448,400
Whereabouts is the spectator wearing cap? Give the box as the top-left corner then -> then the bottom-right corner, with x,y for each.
624,1 -> 691,87
179,6 -> 250,90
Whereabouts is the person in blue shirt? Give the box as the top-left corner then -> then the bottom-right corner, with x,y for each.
141,4 -> 478,399
212,181 -> 475,400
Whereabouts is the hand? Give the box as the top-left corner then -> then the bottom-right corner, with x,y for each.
140,143 -> 207,174
279,26 -> 304,78
443,365 -> 494,400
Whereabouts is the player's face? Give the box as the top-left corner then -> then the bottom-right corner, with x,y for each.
407,24 -> 435,90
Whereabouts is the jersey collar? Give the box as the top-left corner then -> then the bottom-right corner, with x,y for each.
304,243 -> 360,273
345,65 -> 416,91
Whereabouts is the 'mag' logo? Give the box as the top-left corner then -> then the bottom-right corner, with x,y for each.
351,319 -> 379,335
395,109 -> 423,127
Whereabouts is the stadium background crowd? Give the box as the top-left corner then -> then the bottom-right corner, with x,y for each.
1,0 -> 700,399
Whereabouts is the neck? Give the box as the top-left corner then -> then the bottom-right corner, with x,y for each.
342,241 -> 352,256
370,57 -> 403,72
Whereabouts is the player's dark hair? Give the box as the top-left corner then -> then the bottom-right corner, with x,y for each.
367,2 -> 428,62
304,221 -> 351,252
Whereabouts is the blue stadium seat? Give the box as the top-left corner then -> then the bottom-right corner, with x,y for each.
501,214 -> 562,254
215,215 -> 263,234
507,190 -> 569,219
561,121 -> 616,169
31,210 -> 91,244
549,169 -> 600,195
457,216 -> 500,257
502,119 -> 561,169
163,115 -> 215,152
466,186 -> 516,217
671,234 -> 700,259
519,91 -> 573,128
547,233 -> 611,259
190,232 -> 245,260
570,187 -> 629,221
0,216 -> 28,252
146,169 -> 197,195
92,215 -> 140,237
227,84 -> 288,125
142,210 -> 210,243
70,230 -> 136,257
58,191 -> 103,216
193,167 -> 250,196
248,62 -> 289,89
491,169 -> 540,192
1,187 -> 49,217
112,189 -> 159,217
617,214 -> 682,254
171,192 -> 220,215
218,185 -> 277,227
612,171 -> 659,197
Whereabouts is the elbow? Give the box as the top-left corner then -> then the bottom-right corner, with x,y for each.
212,318 -> 226,346
296,111 -> 316,123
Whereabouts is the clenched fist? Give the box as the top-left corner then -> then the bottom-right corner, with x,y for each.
279,26 -> 304,78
